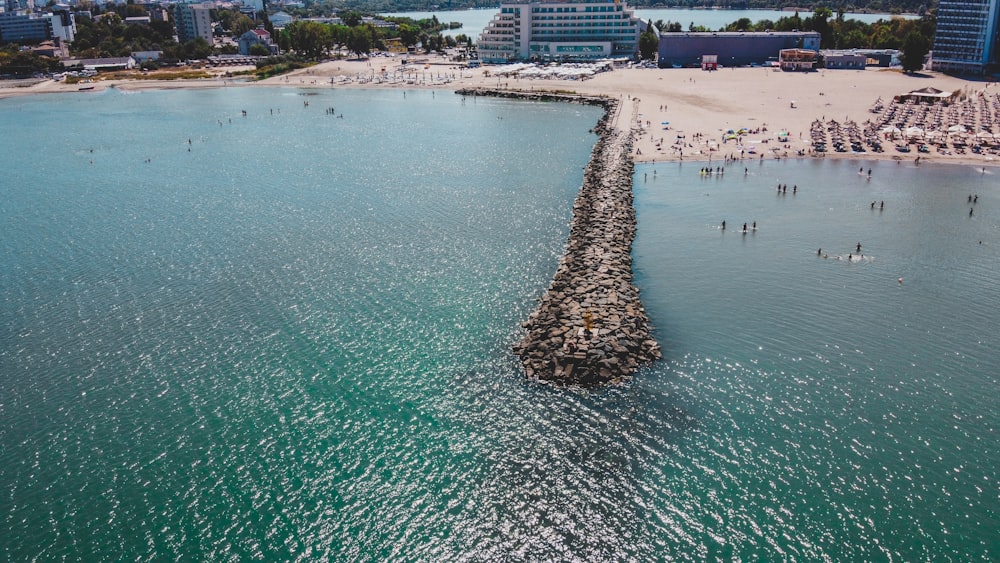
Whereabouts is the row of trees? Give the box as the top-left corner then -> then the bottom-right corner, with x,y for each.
631,1 -> 929,10
278,15 -> 466,59
705,7 -> 936,51
0,45 -> 62,77
267,0 -> 930,14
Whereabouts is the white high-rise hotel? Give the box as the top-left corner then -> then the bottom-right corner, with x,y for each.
477,0 -> 640,63
932,0 -> 1000,74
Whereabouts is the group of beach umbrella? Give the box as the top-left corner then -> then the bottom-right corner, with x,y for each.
491,61 -> 614,80
810,118 -> 878,153
865,92 -> 1000,153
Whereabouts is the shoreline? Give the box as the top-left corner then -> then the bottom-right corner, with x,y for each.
6,63 -> 995,384
6,60 -> 998,168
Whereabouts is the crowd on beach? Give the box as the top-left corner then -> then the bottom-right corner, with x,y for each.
643,89 -> 1000,164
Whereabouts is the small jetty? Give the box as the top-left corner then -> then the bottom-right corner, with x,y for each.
457,88 -> 661,385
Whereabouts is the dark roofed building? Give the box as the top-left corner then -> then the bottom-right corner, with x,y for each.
657,31 -> 820,68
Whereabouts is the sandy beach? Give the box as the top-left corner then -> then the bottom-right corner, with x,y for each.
4,55 -> 998,167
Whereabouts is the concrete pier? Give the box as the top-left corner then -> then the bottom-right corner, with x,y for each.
457,88 -> 661,385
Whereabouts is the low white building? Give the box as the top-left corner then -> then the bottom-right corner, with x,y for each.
821,49 -> 867,70
63,56 -> 137,71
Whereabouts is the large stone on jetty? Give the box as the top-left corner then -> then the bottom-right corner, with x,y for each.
456,88 -> 662,385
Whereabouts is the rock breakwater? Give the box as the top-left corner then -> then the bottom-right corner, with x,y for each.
457,88 -> 661,385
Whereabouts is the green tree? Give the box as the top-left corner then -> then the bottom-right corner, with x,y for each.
725,17 -> 752,32
639,25 -> 658,61
286,20 -> 332,59
339,10 -> 363,27
123,3 -> 146,17
232,14 -> 256,36
0,47 -> 61,76
278,28 -> 291,52
249,43 -> 271,56
398,23 -> 420,48
183,37 -> 212,60
808,7 -> 832,47
346,25 -> 371,57
216,8 -> 236,31
900,31 -> 929,73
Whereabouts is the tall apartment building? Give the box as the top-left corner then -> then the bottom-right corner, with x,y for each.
174,2 -> 213,45
478,0 -> 640,63
0,9 -> 73,43
931,0 -> 1000,74
0,12 -> 49,42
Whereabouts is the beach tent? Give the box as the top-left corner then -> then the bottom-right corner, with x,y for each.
896,87 -> 955,103
881,126 -> 901,139
905,127 -> 924,139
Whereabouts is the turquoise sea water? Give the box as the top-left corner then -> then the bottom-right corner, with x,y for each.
1,88 -> 997,560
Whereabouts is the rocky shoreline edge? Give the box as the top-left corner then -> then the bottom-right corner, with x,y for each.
456,88 -> 662,385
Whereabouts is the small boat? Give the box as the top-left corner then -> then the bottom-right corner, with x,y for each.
78,86 -> 94,91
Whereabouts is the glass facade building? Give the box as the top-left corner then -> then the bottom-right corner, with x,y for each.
478,0 -> 640,63
932,0 -> 1000,74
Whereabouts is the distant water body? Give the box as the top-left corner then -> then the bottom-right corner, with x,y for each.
1,88 -> 997,560
387,8 -> 916,41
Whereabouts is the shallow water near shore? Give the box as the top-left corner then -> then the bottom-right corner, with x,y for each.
2,89 -> 998,560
